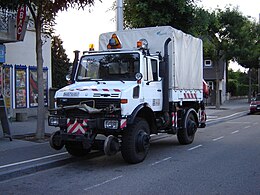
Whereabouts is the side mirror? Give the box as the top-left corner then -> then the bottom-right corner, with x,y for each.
135,72 -> 143,80
66,65 -> 73,83
159,61 -> 165,77
66,74 -> 71,81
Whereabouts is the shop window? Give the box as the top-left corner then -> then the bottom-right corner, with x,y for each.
29,66 -> 48,107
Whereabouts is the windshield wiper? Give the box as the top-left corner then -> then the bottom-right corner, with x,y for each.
77,76 -> 91,81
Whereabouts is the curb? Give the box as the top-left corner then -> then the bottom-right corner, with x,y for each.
0,151 -> 103,182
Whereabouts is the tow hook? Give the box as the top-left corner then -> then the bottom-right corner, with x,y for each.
104,135 -> 120,156
49,131 -> 64,150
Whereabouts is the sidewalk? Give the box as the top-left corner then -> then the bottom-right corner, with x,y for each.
0,98 -> 250,181
206,98 -> 250,122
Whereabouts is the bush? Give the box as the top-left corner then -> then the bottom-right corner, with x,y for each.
237,84 -> 248,96
228,79 -> 238,96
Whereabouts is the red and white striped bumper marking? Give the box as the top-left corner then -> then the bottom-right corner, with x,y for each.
184,92 -> 197,99
200,110 -> 206,123
120,119 -> 127,129
74,88 -> 121,92
172,112 -> 178,128
67,119 -> 88,134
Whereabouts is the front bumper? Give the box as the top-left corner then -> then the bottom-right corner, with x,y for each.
48,115 -> 127,132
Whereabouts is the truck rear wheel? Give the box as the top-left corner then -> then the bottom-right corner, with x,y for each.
177,111 -> 197,145
65,142 -> 90,157
121,118 -> 150,164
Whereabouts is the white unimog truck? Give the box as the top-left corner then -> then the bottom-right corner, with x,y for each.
49,26 -> 207,164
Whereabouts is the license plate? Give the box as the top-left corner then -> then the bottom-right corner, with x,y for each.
63,92 -> 79,97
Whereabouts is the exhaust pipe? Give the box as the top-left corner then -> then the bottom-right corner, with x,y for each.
162,38 -> 171,113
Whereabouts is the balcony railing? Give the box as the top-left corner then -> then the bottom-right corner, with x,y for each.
0,9 -> 17,43
0,9 -> 16,31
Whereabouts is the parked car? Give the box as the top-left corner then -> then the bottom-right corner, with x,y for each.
249,93 -> 260,114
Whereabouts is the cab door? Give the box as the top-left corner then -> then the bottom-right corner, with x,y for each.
142,56 -> 163,111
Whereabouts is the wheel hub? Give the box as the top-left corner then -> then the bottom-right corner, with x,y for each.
136,131 -> 150,152
187,120 -> 197,136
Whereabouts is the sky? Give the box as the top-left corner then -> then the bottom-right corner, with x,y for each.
55,0 -> 259,70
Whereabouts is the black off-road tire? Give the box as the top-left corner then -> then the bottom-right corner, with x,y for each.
177,111 -> 197,145
65,142 -> 90,157
121,118 -> 150,164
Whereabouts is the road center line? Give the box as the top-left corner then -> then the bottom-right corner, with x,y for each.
188,144 -> 202,151
212,136 -> 224,141
0,152 -> 68,169
231,130 -> 239,134
150,157 -> 172,166
84,175 -> 123,191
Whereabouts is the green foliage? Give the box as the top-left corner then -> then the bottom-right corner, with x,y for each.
237,84 -> 249,96
213,7 -> 259,69
227,79 -> 237,96
0,0 -> 97,35
51,36 -> 70,89
124,0 -> 196,33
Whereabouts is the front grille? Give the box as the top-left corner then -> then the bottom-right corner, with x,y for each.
57,98 -> 121,109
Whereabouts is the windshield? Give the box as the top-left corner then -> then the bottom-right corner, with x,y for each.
77,53 -> 140,81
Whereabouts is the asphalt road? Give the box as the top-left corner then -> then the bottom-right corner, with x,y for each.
0,114 -> 259,195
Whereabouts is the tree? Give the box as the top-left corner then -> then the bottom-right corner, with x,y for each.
123,0 -> 196,33
0,0 -> 97,139
52,36 -> 70,89
124,1 -> 259,107
216,7 -> 260,101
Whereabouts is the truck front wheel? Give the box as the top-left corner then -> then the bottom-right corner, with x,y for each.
121,118 -> 150,164
177,111 -> 197,145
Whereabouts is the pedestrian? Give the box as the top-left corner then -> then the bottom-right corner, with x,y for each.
252,90 -> 256,98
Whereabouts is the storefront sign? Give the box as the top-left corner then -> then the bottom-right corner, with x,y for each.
16,5 -> 27,41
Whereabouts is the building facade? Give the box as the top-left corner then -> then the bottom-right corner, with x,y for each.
0,8 -> 52,119
203,58 -> 227,106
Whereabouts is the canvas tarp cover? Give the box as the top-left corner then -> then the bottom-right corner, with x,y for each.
99,26 -> 203,90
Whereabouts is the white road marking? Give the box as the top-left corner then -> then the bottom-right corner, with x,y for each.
207,111 -> 247,122
150,157 -> 172,166
212,136 -> 224,141
84,175 -> 123,191
188,144 -> 202,151
226,121 -> 251,124
0,152 -> 68,169
231,130 -> 239,134
244,126 -> 251,129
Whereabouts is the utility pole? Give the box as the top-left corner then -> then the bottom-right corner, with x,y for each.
257,56 -> 260,93
257,13 -> 260,93
116,0 -> 124,31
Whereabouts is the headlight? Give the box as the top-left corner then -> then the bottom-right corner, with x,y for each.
48,116 -> 60,127
104,120 -> 119,129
